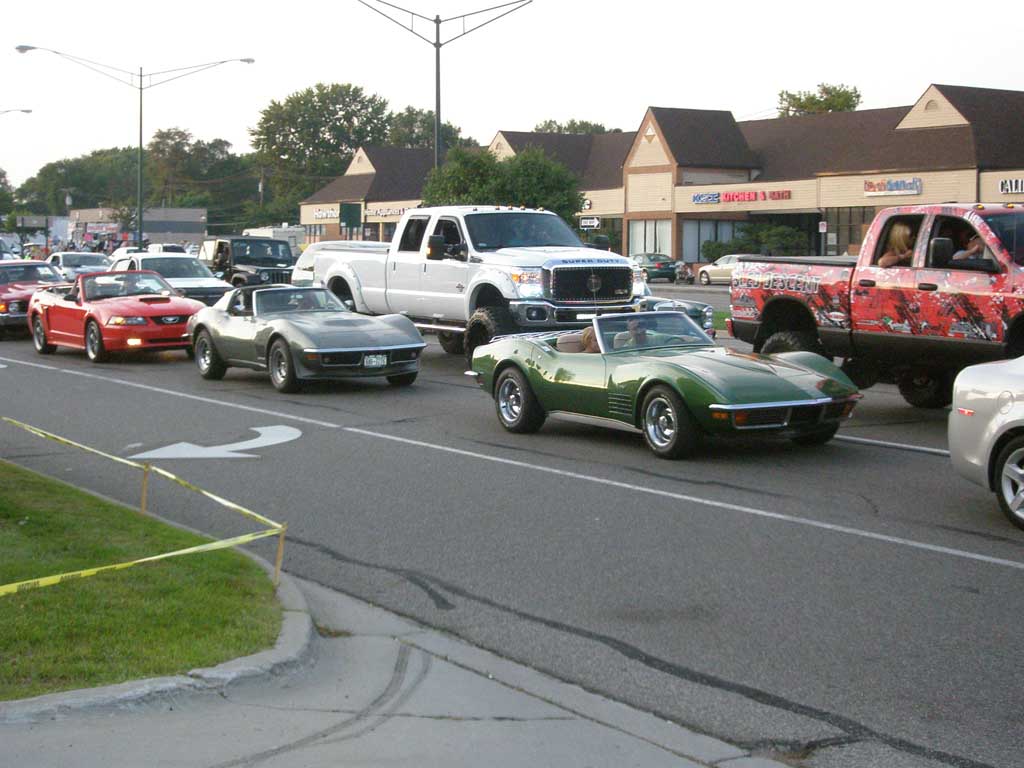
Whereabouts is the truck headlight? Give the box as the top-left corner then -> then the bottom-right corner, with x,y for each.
510,268 -> 544,298
702,305 -> 714,329
259,271 -> 271,283
107,316 -> 147,326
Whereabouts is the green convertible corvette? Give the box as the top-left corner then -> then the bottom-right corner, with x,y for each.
468,311 -> 860,459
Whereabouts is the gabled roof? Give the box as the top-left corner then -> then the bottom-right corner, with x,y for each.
582,132 -> 636,190
495,130 -> 635,190
739,107 -> 976,180
648,107 -> 759,169
301,146 -> 434,205
933,84 -> 1024,170
301,173 -> 374,204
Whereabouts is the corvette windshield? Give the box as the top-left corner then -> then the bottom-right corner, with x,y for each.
82,273 -> 174,300
464,212 -> 582,251
595,313 -> 712,351
254,288 -> 346,315
0,264 -> 62,285
143,257 -> 215,279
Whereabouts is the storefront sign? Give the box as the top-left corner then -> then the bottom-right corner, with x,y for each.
86,222 -> 120,234
692,190 -> 792,204
365,207 -> 409,218
999,178 -> 1024,195
863,177 -> 923,196
312,207 -> 339,220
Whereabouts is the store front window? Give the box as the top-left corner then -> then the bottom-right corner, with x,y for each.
824,207 -> 876,256
680,220 -> 736,263
628,219 -> 671,256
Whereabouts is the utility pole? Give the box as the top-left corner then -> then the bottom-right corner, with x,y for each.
358,1 -> 531,168
138,67 -> 144,246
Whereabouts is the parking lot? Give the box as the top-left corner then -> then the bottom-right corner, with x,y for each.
1,330 -> 1020,768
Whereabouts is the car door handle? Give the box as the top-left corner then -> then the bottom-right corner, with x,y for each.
858,279 -> 876,287
917,283 -> 938,291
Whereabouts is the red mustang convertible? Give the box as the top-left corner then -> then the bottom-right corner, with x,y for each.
29,270 -> 204,362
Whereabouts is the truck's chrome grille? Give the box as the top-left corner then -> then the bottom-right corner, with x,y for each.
265,269 -> 293,284
549,266 -> 632,303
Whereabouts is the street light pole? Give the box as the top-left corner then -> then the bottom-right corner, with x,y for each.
16,46 -> 254,246
358,1 -> 531,168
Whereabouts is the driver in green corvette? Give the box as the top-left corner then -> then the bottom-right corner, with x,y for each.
614,317 -> 651,349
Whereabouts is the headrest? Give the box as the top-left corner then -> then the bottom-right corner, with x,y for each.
556,333 -> 584,353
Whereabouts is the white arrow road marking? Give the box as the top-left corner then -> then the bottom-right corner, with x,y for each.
129,425 -> 302,460
0,363 -> 7,369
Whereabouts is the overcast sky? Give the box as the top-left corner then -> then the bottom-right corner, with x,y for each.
4,1 -> 1022,188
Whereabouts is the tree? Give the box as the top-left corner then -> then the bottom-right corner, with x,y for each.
388,107 -> 475,150
777,83 -> 861,117
701,222 -> 808,261
0,168 -> 13,214
533,119 -> 620,134
250,83 -> 391,213
421,146 -> 582,223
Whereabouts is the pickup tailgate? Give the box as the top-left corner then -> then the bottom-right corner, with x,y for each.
730,255 -> 857,345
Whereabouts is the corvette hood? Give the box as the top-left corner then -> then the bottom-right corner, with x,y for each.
633,346 -> 856,402
277,313 -> 423,349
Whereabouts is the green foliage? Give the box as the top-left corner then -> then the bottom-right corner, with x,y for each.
388,106 -> 475,150
421,146 -> 583,223
16,148 -> 138,214
777,83 -> 861,117
703,222 -> 808,260
533,119 -> 620,134
701,239 -> 732,262
0,168 -> 13,214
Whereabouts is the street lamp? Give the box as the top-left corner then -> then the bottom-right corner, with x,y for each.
0,108 -> 32,115
358,0 -> 531,168
16,45 -> 254,246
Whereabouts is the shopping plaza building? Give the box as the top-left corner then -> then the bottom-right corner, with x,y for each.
300,84 -> 1024,262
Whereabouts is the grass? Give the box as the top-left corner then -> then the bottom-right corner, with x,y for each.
0,461 -> 281,702
714,310 -> 730,331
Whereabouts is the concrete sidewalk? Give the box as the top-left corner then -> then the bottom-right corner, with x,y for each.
0,577 -> 789,768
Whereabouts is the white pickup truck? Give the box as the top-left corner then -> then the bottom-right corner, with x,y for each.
311,206 -> 649,358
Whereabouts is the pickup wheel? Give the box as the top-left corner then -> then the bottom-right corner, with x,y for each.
465,306 -> 516,364
437,330 -> 465,355
494,367 -> 546,433
641,386 -> 700,460
760,330 -> 826,358
897,370 -> 953,409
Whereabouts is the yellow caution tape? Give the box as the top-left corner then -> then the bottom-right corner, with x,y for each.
0,417 -> 287,598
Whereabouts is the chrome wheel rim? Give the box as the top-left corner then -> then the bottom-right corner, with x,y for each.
645,396 -> 676,449
196,338 -> 211,372
86,325 -> 100,359
33,319 -> 45,349
1000,448 -> 1024,522
497,377 -> 522,424
270,346 -> 288,384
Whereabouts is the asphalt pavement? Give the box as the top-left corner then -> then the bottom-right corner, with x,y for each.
0,331 -> 1020,768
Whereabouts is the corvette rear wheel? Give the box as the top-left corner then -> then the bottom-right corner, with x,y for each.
85,320 -> 108,363
897,370 -> 952,409
268,339 -> 300,393
641,386 -> 699,459
494,367 -> 545,433
195,330 -> 227,380
32,316 -> 55,354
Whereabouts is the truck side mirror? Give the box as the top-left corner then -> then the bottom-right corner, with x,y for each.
928,237 -> 954,269
456,242 -> 469,261
426,235 -> 446,261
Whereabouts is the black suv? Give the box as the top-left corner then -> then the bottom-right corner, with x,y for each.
198,236 -> 295,287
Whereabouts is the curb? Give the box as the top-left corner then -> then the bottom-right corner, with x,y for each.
0,468 -> 314,724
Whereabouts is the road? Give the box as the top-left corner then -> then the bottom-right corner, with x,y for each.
1,333 -> 1021,768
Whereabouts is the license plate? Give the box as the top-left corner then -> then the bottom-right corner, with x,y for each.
577,313 -> 596,320
363,354 -> 388,368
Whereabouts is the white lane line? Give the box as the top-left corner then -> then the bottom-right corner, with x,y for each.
835,434 -> 950,457
0,356 -> 341,429
345,426 -> 1024,573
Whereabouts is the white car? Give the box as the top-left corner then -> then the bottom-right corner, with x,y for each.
48,251 -> 111,279
109,253 -> 232,306
949,357 -> 1024,530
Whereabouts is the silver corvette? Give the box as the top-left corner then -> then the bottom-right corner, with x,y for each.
949,356 -> 1024,530
187,285 -> 426,392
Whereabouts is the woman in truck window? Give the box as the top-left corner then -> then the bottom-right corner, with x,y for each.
878,222 -> 916,268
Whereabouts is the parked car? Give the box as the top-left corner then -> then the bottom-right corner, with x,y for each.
198,236 -> 295,288
147,243 -> 187,254
187,285 -> 426,392
110,246 -> 146,261
697,254 -> 743,285
28,271 -> 203,362
730,204 -> 1024,408
47,251 -> 110,279
631,253 -> 677,283
949,357 -> 1024,530
109,253 -> 232,305
0,260 -> 64,337
469,311 -> 859,459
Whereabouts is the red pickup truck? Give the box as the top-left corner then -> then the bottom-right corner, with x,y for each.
729,204 -> 1024,407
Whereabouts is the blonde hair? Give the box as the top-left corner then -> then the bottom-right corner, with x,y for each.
887,222 -> 914,254
580,326 -> 599,352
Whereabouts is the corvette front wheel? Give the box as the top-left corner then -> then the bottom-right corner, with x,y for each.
494,367 -> 545,434
641,386 -> 700,459
268,339 -> 300,393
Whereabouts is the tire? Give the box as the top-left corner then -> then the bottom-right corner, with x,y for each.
699,270 -> 711,285
85,320 -> 108,363
994,436 -> 1024,531
194,330 -> 227,380
32,315 -> 55,355
494,366 -> 546,433
840,358 -> 879,390
437,330 -> 465,355
641,385 -> 700,459
268,338 -> 300,393
760,330 -> 826,358
897,370 -> 953,409
791,423 -> 840,446
387,372 -> 418,387
465,306 -> 516,364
